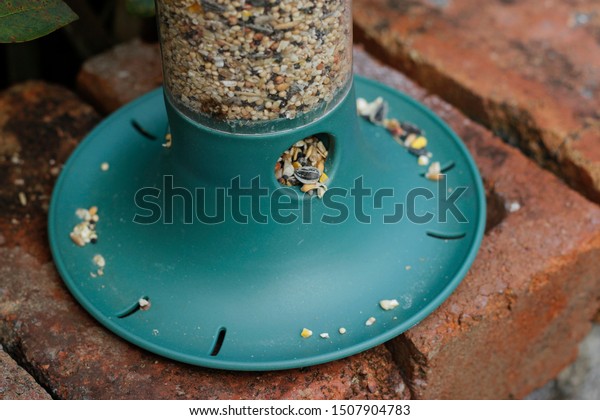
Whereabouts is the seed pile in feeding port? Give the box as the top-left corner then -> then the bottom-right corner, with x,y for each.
357,97 -> 442,180
275,135 -> 329,198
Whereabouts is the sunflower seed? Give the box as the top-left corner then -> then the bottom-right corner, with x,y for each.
294,166 -> 321,184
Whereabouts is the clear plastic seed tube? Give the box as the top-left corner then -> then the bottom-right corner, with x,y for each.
157,0 -> 353,131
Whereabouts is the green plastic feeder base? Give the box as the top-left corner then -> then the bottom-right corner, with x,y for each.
49,76 -> 485,371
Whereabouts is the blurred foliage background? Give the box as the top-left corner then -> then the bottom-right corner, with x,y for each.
0,0 -> 157,90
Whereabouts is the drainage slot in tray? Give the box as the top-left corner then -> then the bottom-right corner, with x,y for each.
426,230 -> 466,240
131,120 -> 158,140
210,328 -> 227,356
117,296 -> 150,318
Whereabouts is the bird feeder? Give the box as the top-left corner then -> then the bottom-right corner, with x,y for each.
49,0 -> 485,370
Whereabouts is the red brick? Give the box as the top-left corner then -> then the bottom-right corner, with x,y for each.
77,39 -> 162,115
353,0 -> 600,204
0,82 -> 408,399
352,48 -> 600,398
1,347 -> 51,400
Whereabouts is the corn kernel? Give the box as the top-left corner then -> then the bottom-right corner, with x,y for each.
411,136 -> 428,150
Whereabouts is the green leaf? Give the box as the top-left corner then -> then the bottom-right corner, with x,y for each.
125,0 -> 155,18
0,0 -> 78,43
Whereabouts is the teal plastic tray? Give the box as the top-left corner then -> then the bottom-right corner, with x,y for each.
49,76 -> 485,370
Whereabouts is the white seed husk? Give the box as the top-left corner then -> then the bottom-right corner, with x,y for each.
93,254 -> 106,268
379,299 -> 400,311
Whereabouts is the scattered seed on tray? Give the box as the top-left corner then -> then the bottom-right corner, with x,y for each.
92,254 -> 105,277
163,133 -> 172,149
319,332 -> 330,339
417,155 -> 430,166
93,254 -> 105,267
276,135 -> 329,198
70,206 -> 99,247
100,162 -> 110,171
338,327 -> 347,335
356,97 -> 388,125
300,328 -> 313,338
379,299 -> 400,311
357,96 -> 439,175
158,0 -> 352,124
365,317 -> 376,326
139,298 -> 151,311
425,161 -> 442,181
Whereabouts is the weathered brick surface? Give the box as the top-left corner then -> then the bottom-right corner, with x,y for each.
0,82 -> 408,399
353,0 -> 600,204
0,82 -> 100,262
1,346 -> 51,400
77,39 -> 162,115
